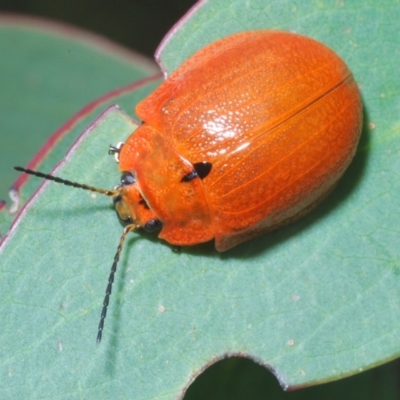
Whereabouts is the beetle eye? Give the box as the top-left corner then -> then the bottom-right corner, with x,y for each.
144,219 -> 162,232
121,172 -> 136,186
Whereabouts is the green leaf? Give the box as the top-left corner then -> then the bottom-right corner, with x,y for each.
0,15 -> 160,233
1,1 -> 400,399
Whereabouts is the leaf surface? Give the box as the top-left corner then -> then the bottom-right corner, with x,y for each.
0,15 -> 160,233
1,1 -> 400,399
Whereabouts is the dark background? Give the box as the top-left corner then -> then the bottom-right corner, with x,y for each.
1,1 -> 399,399
0,0 -> 197,58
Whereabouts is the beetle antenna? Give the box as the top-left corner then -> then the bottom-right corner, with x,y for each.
97,223 -> 137,343
14,166 -> 119,197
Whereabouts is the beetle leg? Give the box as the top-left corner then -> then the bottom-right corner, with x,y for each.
108,142 -> 125,163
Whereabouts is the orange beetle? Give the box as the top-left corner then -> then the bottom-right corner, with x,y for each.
15,30 -> 362,342
117,30 -> 362,251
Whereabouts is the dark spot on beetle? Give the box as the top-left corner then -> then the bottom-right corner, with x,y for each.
181,162 -> 212,182
195,162 -> 212,179
181,170 -> 197,182
139,196 -> 150,209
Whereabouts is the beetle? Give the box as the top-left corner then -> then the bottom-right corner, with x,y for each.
15,30 -> 362,342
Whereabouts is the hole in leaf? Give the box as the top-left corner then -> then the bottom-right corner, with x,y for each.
182,356 -> 400,400
183,356 -> 282,399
